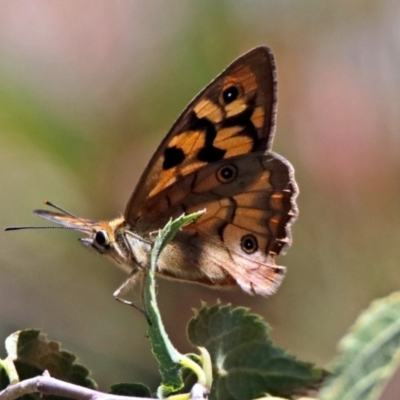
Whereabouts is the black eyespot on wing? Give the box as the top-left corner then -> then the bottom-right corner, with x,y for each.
241,234 -> 258,254
216,164 -> 238,183
95,230 -> 109,247
163,146 -> 185,170
222,85 -> 239,104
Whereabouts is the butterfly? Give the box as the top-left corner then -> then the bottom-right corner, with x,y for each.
7,46 -> 298,297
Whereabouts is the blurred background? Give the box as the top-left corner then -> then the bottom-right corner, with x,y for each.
1,1 -> 400,398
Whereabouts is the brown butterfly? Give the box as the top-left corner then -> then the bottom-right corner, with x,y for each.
7,46 -> 298,297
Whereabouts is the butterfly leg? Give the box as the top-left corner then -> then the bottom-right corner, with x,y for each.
113,271 -> 150,324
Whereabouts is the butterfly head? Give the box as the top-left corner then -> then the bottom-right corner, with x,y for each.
32,209 -> 123,260
34,209 -> 152,273
6,201 -> 151,274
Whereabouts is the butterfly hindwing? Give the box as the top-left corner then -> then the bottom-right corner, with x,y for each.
132,151 -> 298,295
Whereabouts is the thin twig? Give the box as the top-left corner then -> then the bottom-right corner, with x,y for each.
0,374 -> 209,400
0,374 -> 154,400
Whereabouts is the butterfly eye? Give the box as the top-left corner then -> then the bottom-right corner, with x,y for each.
95,230 -> 109,247
221,84 -> 242,105
216,164 -> 238,183
240,234 -> 258,254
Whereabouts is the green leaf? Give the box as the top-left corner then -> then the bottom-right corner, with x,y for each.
188,304 -> 323,400
3,329 -> 96,398
143,211 -> 206,398
320,291 -> 400,400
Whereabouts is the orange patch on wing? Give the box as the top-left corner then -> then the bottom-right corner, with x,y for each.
168,130 -> 201,151
149,135 -> 208,199
224,99 -> 247,118
269,192 -> 283,211
180,160 -> 207,177
251,106 -> 265,129
194,100 -> 223,123
214,126 -> 242,143
224,136 -> 253,157
214,127 -> 253,158
148,168 -> 178,198
268,215 -> 281,235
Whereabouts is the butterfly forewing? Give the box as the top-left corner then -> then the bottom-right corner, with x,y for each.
125,46 -> 277,222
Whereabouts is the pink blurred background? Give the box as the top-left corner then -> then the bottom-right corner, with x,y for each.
1,1 -> 400,398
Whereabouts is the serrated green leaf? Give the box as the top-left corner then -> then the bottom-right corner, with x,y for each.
143,211 -> 205,397
3,329 -> 96,397
320,291 -> 400,400
188,304 -> 323,400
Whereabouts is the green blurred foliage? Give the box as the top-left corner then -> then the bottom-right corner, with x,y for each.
1,1 -> 400,398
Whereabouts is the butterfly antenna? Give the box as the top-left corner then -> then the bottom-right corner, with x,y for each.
43,200 -> 96,232
44,200 -> 81,219
5,225 -> 75,231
